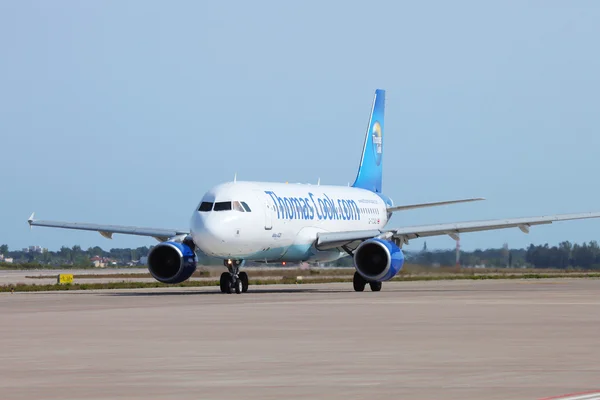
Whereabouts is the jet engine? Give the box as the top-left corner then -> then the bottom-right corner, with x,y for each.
353,238 -> 404,282
147,241 -> 197,284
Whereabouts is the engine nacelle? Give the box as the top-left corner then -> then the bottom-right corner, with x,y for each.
353,238 -> 404,282
147,241 -> 197,284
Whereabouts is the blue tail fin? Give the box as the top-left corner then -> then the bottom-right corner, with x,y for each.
352,89 -> 385,193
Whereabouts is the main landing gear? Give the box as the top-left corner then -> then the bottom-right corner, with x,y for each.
220,259 -> 249,294
353,271 -> 382,292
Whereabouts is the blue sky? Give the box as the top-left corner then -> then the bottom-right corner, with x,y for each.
1,1 -> 599,252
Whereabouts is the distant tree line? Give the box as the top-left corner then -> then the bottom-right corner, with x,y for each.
405,244 -> 525,268
524,241 -> 600,270
0,244 -> 151,266
405,240 -> 600,270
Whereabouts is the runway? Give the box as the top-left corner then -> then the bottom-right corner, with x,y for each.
1,279 -> 599,400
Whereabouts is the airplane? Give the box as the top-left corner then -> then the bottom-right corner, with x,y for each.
28,89 -> 600,294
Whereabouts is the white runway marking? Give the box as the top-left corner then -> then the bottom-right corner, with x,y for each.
542,392 -> 600,400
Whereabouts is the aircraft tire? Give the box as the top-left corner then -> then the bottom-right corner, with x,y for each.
353,272 -> 366,292
369,281 -> 382,292
239,272 -> 249,293
235,278 -> 243,294
220,272 -> 230,293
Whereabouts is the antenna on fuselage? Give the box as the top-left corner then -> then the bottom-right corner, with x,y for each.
317,177 -> 320,186
234,172 -> 237,183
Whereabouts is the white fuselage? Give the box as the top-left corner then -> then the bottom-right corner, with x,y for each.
190,181 -> 391,263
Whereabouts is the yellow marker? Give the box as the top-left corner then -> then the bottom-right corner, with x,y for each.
57,274 -> 74,284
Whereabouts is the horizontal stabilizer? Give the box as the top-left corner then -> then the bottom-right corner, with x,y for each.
387,197 -> 485,212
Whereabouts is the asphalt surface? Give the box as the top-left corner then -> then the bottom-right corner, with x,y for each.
1,279 -> 599,399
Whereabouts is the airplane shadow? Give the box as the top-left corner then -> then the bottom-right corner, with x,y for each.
18,285 -> 522,297
100,286 -> 516,297
102,287 -> 344,297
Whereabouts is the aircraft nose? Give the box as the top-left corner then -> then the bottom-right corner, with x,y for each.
192,213 -> 224,254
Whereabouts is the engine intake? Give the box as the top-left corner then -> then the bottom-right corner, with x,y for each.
148,241 -> 197,284
353,238 -> 404,282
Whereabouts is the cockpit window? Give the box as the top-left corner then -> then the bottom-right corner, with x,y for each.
204,201 -> 249,212
198,202 -> 213,212
213,201 -> 232,211
232,201 -> 245,212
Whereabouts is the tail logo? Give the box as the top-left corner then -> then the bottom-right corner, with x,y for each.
372,121 -> 382,166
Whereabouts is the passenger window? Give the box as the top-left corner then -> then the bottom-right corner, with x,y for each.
232,201 -> 245,212
241,201 -> 251,212
198,202 -> 213,212
213,202 -> 232,211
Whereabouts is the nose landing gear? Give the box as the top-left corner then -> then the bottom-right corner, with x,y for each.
220,259 -> 249,294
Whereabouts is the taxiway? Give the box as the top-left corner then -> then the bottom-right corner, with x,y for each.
1,279 -> 599,399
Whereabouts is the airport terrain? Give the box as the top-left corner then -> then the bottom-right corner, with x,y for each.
2,266 -> 600,291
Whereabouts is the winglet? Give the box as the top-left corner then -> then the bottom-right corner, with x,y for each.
28,213 -> 35,230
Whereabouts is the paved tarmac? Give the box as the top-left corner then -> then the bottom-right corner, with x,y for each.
1,279 -> 599,400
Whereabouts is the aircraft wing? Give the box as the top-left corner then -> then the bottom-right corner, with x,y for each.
27,213 -> 188,242
387,197 -> 484,212
316,212 -> 600,250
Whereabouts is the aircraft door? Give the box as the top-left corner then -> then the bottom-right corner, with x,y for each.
254,189 -> 273,231
265,203 -> 273,230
